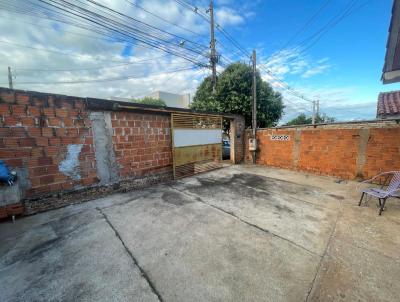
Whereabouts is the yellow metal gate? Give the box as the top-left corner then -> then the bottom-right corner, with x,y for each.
171,113 -> 222,179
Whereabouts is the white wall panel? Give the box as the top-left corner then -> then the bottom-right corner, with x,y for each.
173,129 -> 222,147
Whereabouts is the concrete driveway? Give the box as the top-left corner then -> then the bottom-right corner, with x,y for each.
1,165 -> 400,302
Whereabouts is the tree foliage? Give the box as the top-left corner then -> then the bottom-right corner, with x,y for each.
285,113 -> 336,126
132,97 -> 166,107
190,63 -> 284,128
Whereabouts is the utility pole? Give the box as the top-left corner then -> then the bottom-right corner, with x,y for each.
316,100 -> 320,117
252,49 -> 257,164
209,0 -> 217,93
8,67 -> 13,90
312,100 -> 316,125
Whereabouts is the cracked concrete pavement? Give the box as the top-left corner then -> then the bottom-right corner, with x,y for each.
1,165 -> 400,302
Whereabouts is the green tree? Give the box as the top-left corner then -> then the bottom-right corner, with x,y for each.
190,63 -> 284,128
132,97 -> 166,107
285,113 -> 335,126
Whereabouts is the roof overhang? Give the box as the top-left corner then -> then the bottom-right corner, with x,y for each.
86,97 -> 238,119
382,0 -> 400,84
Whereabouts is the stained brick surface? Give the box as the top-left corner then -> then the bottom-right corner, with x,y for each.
0,88 -> 243,216
0,202 -> 23,219
256,129 -> 296,169
246,124 -> 400,180
0,89 -> 97,199
363,128 -> 400,178
296,129 -> 359,179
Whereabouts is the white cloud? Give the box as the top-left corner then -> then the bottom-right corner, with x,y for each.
301,64 -> 331,78
257,48 -> 375,123
277,85 -> 377,124
2,0 -> 375,124
0,0 -> 252,100
0,0 -> 218,99
261,48 -> 331,80
216,7 -> 244,26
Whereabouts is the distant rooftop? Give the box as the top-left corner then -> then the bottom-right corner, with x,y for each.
377,91 -> 400,118
146,91 -> 190,109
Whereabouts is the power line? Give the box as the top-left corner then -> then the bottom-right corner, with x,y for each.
83,0 -> 208,50
282,97 -> 313,114
279,0 -> 333,51
0,40 -> 130,63
170,0 -> 252,69
0,40 -> 157,64
260,68 -> 315,103
209,0 -> 217,93
0,4 -> 203,57
173,0 -> 317,109
256,1 -> 370,107
13,55 -> 171,72
2,0 -> 210,66
296,0 -> 360,48
0,0 -> 213,92
2,65 -> 200,85
282,0 -> 368,64
123,0 -> 206,38
173,0 -> 210,23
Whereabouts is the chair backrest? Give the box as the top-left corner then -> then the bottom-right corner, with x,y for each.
387,172 -> 400,193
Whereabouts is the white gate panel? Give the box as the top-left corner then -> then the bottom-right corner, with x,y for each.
173,129 -> 222,147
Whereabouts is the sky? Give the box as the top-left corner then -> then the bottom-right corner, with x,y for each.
0,0 -> 398,124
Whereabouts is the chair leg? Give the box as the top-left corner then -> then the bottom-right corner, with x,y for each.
379,198 -> 387,216
358,192 -> 365,206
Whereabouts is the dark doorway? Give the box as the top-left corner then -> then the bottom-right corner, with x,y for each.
222,118 -> 231,161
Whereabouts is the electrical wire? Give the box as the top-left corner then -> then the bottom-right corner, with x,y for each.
3,65 -> 200,85
281,0 -> 369,64
12,55 -> 171,72
123,0 -> 206,38
0,0 -> 211,66
279,0 -> 333,51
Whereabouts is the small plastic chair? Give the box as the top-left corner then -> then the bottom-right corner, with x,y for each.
358,171 -> 400,215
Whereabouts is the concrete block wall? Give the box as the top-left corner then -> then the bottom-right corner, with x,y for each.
245,122 -> 400,180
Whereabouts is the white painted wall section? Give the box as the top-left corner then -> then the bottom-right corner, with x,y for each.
58,144 -> 83,180
173,129 -> 222,147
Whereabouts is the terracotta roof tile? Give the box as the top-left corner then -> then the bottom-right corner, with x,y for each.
377,91 -> 400,118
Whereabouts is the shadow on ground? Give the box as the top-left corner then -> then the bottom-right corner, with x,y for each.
1,165 -> 399,302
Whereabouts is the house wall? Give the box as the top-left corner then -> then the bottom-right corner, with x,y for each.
148,91 -> 190,108
0,87 -> 243,217
245,122 -> 400,180
0,90 -> 97,193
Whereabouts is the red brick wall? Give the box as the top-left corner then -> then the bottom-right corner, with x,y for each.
297,129 -> 359,179
0,89 -> 98,198
255,129 -> 296,170
363,128 -> 400,178
0,203 -> 24,219
245,124 -> 400,180
110,111 -> 172,178
0,88 -> 244,217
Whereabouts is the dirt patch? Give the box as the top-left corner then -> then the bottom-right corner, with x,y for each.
192,173 -> 320,201
327,194 -> 345,200
274,204 -> 295,214
161,191 -> 194,206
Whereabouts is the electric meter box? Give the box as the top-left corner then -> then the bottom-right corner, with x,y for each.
248,138 -> 257,151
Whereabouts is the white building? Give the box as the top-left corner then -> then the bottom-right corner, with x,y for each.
147,91 -> 190,108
